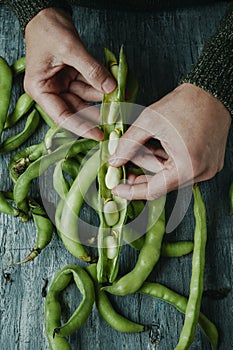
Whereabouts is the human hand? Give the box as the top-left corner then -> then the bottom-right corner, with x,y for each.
109,83 -> 231,200
24,7 -> 116,140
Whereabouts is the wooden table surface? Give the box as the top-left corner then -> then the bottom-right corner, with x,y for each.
0,2 -> 232,350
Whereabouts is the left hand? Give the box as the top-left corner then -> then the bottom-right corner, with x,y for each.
109,83 -> 231,200
24,7 -> 116,140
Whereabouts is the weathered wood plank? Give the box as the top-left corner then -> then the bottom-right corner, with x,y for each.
0,3 -> 232,350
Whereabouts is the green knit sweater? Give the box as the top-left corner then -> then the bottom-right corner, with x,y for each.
3,0 -> 233,116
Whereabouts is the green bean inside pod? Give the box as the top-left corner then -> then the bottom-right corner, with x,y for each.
97,47 -> 130,283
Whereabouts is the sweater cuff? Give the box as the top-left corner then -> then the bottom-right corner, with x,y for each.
8,1 -> 72,33
181,4 -> 233,117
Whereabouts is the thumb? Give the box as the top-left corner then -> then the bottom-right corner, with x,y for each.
64,41 -> 117,94
109,124 -> 151,167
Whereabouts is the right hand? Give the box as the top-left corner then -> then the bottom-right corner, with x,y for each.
24,7 -> 116,140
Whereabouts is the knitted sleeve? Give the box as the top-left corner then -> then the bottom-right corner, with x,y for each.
181,3 -> 233,116
5,1 -> 72,32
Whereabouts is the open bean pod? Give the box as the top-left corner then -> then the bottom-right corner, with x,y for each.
97,47 -> 130,283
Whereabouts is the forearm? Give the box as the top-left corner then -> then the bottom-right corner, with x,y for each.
181,3 -> 233,116
5,0 -> 71,32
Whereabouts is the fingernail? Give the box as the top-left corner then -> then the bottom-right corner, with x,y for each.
111,188 -> 118,196
102,77 -> 116,94
108,156 -> 117,165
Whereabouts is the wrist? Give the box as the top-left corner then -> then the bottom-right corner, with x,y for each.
25,7 -> 72,36
176,83 -> 231,123
11,0 -> 72,34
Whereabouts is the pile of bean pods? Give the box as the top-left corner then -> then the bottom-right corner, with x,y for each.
0,48 -> 222,350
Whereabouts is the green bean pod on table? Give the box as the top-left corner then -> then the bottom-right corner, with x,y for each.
61,158 -> 80,180
138,282 -> 218,350
86,263 -> 146,333
0,56 -> 12,141
0,109 -> 40,154
0,191 -> 19,217
4,92 -> 34,129
44,125 -> 74,152
59,149 -> 100,262
11,56 -> 26,75
55,199 -> 91,262
123,225 -> 194,257
174,185 -> 207,350
53,159 -> 70,200
13,140 -> 76,217
9,141 -> 46,183
45,265 -> 95,349
12,201 -> 54,265
35,103 -> 56,128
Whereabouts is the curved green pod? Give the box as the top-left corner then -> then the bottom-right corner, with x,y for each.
0,56 -> 12,141
11,56 -> 26,75
0,109 -> 40,154
86,263 -> 146,333
139,282 -> 218,350
45,265 -> 95,349
4,93 -> 34,129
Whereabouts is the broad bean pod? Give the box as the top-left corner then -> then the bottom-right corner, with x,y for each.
13,140 -> 77,216
60,150 -> 100,261
35,103 -> 55,127
11,56 -> 26,75
44,125 -> 74,152
45,265 -> 95,348
61,158 -> 80,180
0,191 -> 19,216
97,47 -> 129,283
4,93 -> 34,129
123,226 -> 194,257
174,185 -> 207,350
0,56 -> 12,140
53,158 -> 80,199
102,196 -> 166,295
55,199 -> 91,261
161,241 -> 194,257
14,207 -> 53,265
139,282 -> 218,350
0,109 -> 40,154
86,263 -> 146,333
65,138 -> 98,159
53,160 -> 70,200
9,142 -> 46,183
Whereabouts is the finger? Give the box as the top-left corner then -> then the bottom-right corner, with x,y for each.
131,152 -> 164,173
134,174 -> 153,184
64,41 -> 117,94
61,92 -> 100,124
146,145 -> 168,160
37,92 -> 103,140
109,124 -> 152,167
112,167 -> 179,200
127,174 -> 151,185
69,80 -> 103,102
127,174 -> 137,185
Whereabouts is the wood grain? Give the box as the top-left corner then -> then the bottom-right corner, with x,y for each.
0,3 -> 232,350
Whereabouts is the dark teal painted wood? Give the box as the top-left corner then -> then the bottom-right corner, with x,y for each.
0,3 -> 232,350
